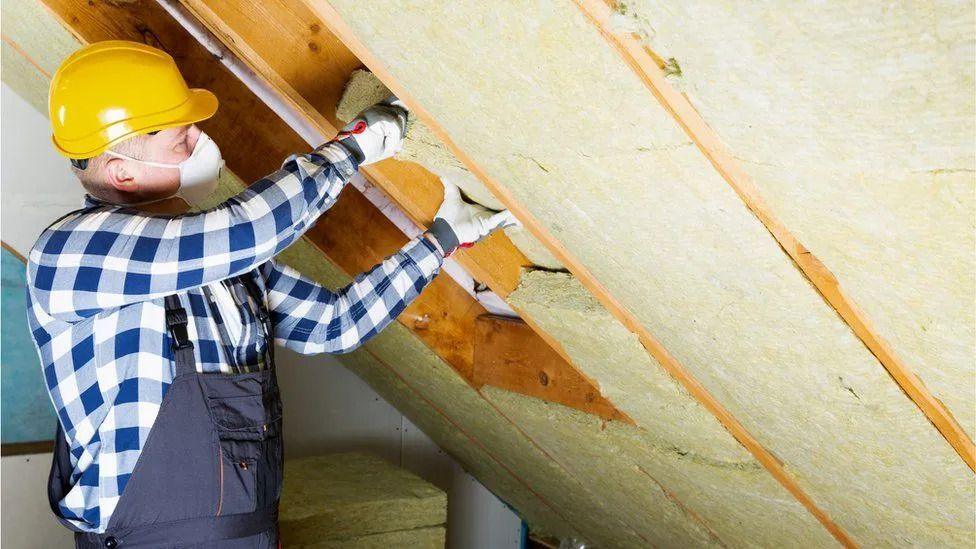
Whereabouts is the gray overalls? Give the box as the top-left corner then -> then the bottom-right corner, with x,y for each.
48,274 -> 284,548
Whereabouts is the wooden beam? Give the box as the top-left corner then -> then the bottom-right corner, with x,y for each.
306,176 -> 635,424
474,315 -> 626,423
571,0 -> 975,473
299,2 -> 856,547
177,0 -> 531,297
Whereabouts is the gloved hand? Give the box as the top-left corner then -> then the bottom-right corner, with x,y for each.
425,179 -> 520,256
336,95 -> 408,165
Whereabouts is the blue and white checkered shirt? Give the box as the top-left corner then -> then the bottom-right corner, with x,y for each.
25,141 -> 443,532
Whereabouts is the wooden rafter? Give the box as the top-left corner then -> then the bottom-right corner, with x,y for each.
572,0 -> 975,473
299,1 -> 856,546
306,189 -> 626,423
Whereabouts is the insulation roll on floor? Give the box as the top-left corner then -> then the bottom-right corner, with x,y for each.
279,453 -> 446,548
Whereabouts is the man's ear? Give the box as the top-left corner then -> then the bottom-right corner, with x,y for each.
104,156 -> 137,192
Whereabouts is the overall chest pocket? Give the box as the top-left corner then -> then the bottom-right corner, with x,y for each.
202,369 -> 283,515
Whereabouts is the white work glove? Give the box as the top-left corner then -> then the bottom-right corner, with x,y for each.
425,180 -> 520,256
335,95 -> 408,165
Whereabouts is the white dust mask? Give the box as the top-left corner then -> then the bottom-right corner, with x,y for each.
105,132 -> 224,206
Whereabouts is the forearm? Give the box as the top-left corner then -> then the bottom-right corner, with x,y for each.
267,236 -> 443,355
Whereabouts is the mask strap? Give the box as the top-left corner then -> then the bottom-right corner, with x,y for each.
103,149 -> 181,170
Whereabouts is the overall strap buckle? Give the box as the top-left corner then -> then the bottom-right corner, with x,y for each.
164,295 -> 193,350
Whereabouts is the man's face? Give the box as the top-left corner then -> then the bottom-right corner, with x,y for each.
105,124 -> 201,200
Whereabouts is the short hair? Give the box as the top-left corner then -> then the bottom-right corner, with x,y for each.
70,133 -> 151,204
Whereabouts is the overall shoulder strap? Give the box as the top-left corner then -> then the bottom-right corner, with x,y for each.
237,272 -> 275,367
164,294 -> 197,377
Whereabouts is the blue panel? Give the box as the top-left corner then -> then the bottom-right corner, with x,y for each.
1,247 -> 57,443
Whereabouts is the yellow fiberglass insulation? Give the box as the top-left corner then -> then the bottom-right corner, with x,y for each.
509,270 -> 837,547
619,0 -> 976,443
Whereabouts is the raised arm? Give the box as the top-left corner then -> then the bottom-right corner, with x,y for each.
28,99 -> 409,323
260,237 -> 443,354
261,176 -> 520,355
27,141 -> 359,322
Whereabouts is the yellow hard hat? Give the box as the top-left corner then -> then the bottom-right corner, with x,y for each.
49,40 -> 218,159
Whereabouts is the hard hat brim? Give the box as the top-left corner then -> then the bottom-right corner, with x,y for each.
53,88 -> 219,159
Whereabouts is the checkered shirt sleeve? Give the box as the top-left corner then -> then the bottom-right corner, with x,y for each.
27,141 -> 358,321
261,237 -> 443,354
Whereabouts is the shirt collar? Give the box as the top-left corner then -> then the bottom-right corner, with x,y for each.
83,194 -> 109,207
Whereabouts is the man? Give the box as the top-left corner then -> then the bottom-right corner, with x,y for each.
27,40 -> 515,548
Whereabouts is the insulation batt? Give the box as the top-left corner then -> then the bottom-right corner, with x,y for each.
325,1 -> 976,546
510,270 -> 837,548
336,69 -> 564,270
279,453 -> 445,546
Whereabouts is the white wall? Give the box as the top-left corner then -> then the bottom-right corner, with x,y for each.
0,83 -> 84,254
1,454 -> 74,547
0,82 -> 521,548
